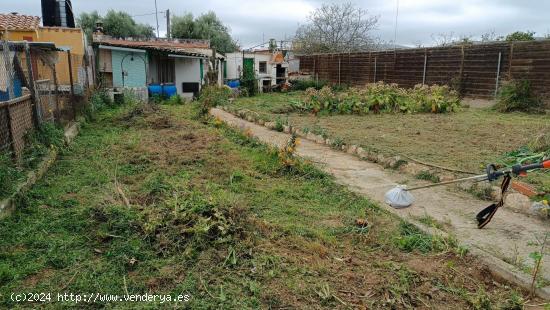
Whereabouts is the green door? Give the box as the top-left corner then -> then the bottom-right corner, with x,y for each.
243,58 -> 254,80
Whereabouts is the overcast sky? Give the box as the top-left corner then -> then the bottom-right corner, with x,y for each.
7,0 -> 550,48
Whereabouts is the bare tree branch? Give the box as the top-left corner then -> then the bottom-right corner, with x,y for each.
293,2 -> 379,54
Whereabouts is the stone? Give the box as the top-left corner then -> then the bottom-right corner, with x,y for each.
356,147 -> 368,159
283,125 -> 291,133
505,193 -> 531,213
347,145 -> 358,154
306,132 -> 317,141
315,135 -> 325,144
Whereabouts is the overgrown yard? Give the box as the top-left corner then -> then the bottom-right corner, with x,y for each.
227,92 -> 550,193
0,102 -> 534,308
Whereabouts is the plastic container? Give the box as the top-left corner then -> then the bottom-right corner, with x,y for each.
148,84 -> 162,97
226,80 -> 240,89
162,83 -> 177,98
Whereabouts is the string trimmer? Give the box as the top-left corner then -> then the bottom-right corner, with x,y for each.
384,160 -> 550,228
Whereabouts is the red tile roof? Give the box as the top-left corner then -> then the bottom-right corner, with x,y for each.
0,13 -> 41,31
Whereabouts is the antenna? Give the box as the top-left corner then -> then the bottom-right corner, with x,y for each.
394,0 -> 399,50
154,0 -> 160,38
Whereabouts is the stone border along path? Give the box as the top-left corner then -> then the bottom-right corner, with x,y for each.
211,108 -> 550,300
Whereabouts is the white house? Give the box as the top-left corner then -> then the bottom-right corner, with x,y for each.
225,50 -> 290,92
94,35 -> 225,100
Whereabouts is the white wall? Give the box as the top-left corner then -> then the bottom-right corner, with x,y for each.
174,58 -> 201,99
225,53 -> 242,80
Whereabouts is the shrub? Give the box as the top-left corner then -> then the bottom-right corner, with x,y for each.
195,86 -> 233,118
495,80 -> 542,112
296,82 -> 460,115
289,79 -> 328,91
240,78 -> 258,97
409,84 -> 461,113
163,95 -> 184,105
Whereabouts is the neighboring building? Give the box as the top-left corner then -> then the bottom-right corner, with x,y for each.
41,0 -> 75,28
0,13 -> 87,89
225,49 -> 291,92
93,34 -> 225,100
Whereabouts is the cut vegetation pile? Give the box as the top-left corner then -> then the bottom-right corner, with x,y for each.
0,100 -> 536,308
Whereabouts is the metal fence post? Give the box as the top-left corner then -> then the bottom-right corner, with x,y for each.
24,42 -> 41,127
373,57 -> 377,82
494,52 -> 502,98
2,41 -> 14,99
338,56 -> 341,86
422,49 -> 428,85
67,50 -> 75,96
51,64 -> 62,123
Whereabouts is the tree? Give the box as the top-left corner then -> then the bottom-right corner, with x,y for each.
77,10 -> 156,41
171,11 -> 238,53
505,31 -> 535,42
293,2 -> 379,54
76,11 -> 101,42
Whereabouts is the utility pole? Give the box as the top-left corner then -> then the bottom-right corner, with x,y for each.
154,0 -> 160,38
166,9 -> 170,38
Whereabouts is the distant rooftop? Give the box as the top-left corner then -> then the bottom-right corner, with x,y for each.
0,13 -> 41,31
95,35 -> 225,59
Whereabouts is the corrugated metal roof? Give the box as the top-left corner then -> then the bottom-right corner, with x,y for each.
0,13 -> 41,31
98,39 -> 225,59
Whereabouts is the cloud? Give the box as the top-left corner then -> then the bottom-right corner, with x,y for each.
6,0 -> 550,47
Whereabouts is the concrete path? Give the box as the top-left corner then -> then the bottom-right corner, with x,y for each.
211,108 -> 550,297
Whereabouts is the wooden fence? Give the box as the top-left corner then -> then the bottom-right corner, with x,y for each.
297,40 -> 550,100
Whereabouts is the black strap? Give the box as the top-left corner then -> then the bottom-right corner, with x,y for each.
476,174 -> 511,229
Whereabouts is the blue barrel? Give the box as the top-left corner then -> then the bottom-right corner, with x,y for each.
226,80 -> 240,88
148,84 -> 162,97
162,83 -> 177,98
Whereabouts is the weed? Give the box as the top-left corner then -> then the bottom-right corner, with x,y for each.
416,214 -> 443,229
391,159 -> 408,170
289,79 -> 328,91
0,152 -> 22,198
330,137 -> 344,150
163,94 -> 184,105
495,80 -> 542,112
278,134 -> 299,171
468,287 -> 492,310
274,116 -> 288,132
500,291 -> 524,310
529,233 -> 549,297
21,122 -> 64,169
415,170 -> 441,183
196,86 -> 232,118
310,125 -> 328,139
467,184 -> 494,201
394,221 -> 450,253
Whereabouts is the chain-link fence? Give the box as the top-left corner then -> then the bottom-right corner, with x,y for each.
0,40 -> 94,161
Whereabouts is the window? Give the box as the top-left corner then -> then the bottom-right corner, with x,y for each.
258,61 -> 267,73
